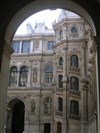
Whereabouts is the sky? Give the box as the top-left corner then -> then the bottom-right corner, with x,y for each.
15,9 -> 62,35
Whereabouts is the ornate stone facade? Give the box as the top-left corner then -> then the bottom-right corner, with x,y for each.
6,10 -> 97,133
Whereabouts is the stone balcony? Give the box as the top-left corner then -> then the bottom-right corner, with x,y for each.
69,114 -> 80,120
69,89 -> 81,96
57,66 -> 63,71
56,111 -> 63,117
69,66 -> 80,75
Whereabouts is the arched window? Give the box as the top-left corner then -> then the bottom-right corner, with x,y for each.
59,57 -> 63,66
19,66 -> 28,87
71,55 -> 78,67
9,66 -> 18,87
58,75 -> 63,88
70,100 -> 79,115
45,65 -> 53,85
70,77 -> 79,90
44,97 -> 52,114
58,97 -> 63,112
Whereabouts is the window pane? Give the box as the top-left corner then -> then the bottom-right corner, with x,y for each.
59,57 -> 63,66
48,41 -> 54,50
71,77 -> 79,90
44,98 -> 52,114
12,41 -> 20,53
21,41 -> 30,53
71,55 -> 78,67
59,75 -> 63,88
70,100 -> 79,115
19,66 -> 28,87
9,66 -> 18,86
58,97 -> 63,112
45,66 -> 53,84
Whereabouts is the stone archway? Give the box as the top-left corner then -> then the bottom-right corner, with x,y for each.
0,0 -> 99,133
6,98 -> 25,133
5,0 -> 96,44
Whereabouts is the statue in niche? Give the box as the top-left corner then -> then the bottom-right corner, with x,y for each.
33,70 -> 37,83
31,100 -> 36,113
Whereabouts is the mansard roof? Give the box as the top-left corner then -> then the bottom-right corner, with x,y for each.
57,10 -> 80,23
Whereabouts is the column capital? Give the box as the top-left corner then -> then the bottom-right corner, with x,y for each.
3,42 -> 14,58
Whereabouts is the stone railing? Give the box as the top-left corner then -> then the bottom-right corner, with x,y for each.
57,66 -> 63,70
69,66 -> 80,75
69,89 -> 81,96
56,88 -> 63,92
69,114 -> 80,120
56,111 -> 63,117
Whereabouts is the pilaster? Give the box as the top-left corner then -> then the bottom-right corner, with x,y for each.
0,41 -> 13,133
94,36 -> 100,133
81,78 -> 89,133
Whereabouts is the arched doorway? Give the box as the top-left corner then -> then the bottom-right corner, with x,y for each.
6,98 -> 25,133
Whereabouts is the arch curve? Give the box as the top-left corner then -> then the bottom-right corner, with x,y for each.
5,0 -> 96,44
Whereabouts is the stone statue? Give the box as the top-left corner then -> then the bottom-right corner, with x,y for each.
31,100 -> 36,113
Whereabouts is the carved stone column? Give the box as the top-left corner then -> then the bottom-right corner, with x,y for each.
0,41 -> 13,132
94,36 -> 100,133
81,79 -> 89,133
27,61 -> 32,87
62,80 -> 68,133
63,47 -> 67,82
81,41 -> 87,78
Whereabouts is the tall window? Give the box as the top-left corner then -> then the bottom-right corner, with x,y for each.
58,75 -> 63,88
71,55 -> 78,67
12,41 -> 20,53
19,66 -> 28,87
70,77 -> 79,90
21,41 -> 30,53
48,41 -> 54,50
70,100 -> 79,115
45,65 -> 53,85
44,97 -> 52,114
9,66 -> 18,87
58,97 -> 63,112
59,57 -> 63,66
